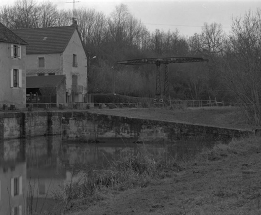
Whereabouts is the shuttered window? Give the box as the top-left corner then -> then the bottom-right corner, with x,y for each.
11,45 -> 21,59
11,69 -> 22,88
11,176 -> 22,197
13,69 -> 18,88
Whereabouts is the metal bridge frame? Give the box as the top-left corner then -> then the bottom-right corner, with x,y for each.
117,57 -> 208,98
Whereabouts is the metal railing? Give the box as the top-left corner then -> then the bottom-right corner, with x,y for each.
24,99 -> 225,110
169,100 -> 224,108
26,103 -> 57,109
67,102 -> 141,109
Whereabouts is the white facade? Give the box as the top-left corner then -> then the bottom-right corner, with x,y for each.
0,43 -> 26,107
25,30 -> 87,103
0,162 -> 26,215
63,30 -> 88,103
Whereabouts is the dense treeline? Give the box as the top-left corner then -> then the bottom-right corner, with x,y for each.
1,0 -> 261,124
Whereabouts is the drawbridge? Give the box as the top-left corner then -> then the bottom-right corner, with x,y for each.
117,57 -> 208,100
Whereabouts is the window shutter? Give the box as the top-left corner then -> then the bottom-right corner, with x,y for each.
11,44 -> 14,58
11,178 -> 14,197
11,208 -> 14,215
11,70 -> 14,88
18,46 -> 21,59
19,205 -> 22,215
19,70 -> 22,88
19,176 -> 22,195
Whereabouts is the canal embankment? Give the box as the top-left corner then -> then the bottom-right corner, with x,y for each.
70,136 -> 261,215
0,107 -> 255,141
1,107 -> 259,215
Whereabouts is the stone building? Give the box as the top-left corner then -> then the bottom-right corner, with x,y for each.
14,23 -> 88,104
0,22 -> 27,108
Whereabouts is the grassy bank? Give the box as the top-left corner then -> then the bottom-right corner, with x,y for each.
64,136 -> 261,215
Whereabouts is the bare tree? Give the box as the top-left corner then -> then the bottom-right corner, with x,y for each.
201,23 -> 225,55
222,9 -> 261,125
189,22 -> 225,56
0,0 -> 39,29
38,2 -> 60,28
0,0 -> 66,29
107,4 -> 129,43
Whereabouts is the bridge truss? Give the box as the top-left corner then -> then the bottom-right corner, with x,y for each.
117,57 -> 208,99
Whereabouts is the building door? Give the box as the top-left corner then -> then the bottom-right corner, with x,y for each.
72,75 -> 78,102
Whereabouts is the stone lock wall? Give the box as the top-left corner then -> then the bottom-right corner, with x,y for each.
0,112 -> 62,140
0,111 -> 254,142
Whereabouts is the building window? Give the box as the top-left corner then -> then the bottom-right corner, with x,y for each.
13,69 -> 19,88
11,45 -> 21,59
14,177 -> 19,196
48,73 -> 55,75
14,206 -> 19,215
38,73 -> 45,76
11,176 -> 22,197
12,205 -> 22,215
73,54 -> 77,67
38,57 -> 45,67
39,183 -> 45,195
72,75 -> 78,93
11,69 -> 22,88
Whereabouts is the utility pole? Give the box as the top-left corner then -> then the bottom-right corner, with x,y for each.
86,55 -> 89,101
112,66 -> 115,95
86,54 -> 96,102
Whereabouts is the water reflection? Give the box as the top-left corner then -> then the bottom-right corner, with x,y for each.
0,136 -> 216,214
0,139 -> 26,215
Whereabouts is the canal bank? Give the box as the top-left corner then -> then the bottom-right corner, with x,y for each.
71,136 -> 261,215
0,108 -> 254,141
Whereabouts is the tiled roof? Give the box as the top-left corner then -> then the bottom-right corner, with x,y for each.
13,26 -> 76,54
26,75 -> 66,88
0,22 -> 28,45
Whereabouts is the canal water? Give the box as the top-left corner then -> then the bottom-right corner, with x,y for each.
0,135 -> 217,214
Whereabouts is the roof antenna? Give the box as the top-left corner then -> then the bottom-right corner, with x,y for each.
66,0 -> 80,25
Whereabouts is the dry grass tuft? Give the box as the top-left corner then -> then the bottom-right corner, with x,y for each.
196,136 -> 261,163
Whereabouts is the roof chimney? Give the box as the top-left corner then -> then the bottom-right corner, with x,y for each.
71,17 -> 77,27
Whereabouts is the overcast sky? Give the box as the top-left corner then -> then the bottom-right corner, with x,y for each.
0,0 -> 260,37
